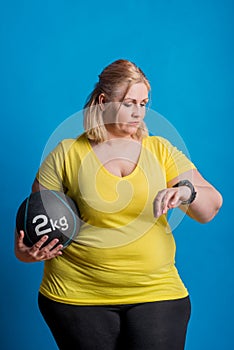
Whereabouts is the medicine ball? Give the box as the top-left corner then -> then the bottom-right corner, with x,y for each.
16,190 -> 80,249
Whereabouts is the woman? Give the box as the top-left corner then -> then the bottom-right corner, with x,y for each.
15,59 -> 222,350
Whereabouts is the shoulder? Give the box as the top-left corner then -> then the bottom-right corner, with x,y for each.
144,135 -> 170,144
51,133 -> 89,163
57,133 -> 87,154
143,135 -> 188,165
143,135 -> 172,152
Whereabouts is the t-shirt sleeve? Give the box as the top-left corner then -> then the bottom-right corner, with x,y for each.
156,137 -> 196,183
36,142 -> 67,191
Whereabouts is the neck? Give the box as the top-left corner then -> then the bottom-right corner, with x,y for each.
105,125 -> 135,140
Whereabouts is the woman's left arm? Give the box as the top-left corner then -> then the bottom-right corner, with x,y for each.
153,169 -> 223,223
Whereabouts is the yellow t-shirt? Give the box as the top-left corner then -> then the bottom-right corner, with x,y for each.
37,133 -> 196,305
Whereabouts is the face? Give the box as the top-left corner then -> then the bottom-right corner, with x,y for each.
103,83 -> 149,138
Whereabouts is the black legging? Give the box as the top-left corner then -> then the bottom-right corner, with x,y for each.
38,293 -> 191,350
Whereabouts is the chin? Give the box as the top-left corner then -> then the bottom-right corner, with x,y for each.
124,125 -> 139,134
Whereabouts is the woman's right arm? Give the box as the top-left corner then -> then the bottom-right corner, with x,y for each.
14,179 -> 64,263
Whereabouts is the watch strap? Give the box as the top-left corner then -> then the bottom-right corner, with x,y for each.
172,179 -> 197,205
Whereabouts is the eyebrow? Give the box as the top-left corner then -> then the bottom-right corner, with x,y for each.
123,97 -> 149,103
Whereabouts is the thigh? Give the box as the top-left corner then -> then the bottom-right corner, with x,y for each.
38,293 -> 121,350
122,296 -> 191,350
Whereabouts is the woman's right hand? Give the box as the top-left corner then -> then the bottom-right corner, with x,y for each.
15,230 -> 63,263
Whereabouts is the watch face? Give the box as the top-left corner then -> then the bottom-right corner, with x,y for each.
173,180 -> 196,204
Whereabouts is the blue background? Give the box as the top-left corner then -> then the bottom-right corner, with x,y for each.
1,0 -> 233,349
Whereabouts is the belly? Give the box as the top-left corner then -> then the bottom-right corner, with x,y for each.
64,225 -> 176,283
41,226 -> 186,304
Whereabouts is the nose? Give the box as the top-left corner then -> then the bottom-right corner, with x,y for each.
131,104 -> 144,118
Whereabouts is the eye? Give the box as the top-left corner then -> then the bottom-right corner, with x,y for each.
123,102 -> 133,107
140,103 -> 146,108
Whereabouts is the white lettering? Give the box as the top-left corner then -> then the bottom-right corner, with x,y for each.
59,216 -> 69,231
32,215 -> 52,236
50,219 -> 60,231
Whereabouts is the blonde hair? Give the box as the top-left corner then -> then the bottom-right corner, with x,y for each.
83,59 -> 150,143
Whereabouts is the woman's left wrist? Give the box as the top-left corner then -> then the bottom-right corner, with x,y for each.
173,180 -> 197,205
180,186 -> 192,203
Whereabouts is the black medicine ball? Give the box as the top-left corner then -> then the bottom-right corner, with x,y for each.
16,190 -> 80,248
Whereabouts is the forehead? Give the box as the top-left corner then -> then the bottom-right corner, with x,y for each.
125,83 -> 149,99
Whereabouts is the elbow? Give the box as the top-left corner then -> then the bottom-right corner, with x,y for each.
198,208 -> 221,224
210,191 -> 223,221
197,193 -> 223,224
190,191 -> 223,224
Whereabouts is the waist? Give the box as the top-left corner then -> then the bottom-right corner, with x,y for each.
39,229 -> 188,304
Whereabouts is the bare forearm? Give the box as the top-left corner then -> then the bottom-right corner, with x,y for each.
185,185 -> 223,223
157,169 -> 223,223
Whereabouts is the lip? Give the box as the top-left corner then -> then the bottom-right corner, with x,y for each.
128,121 -> 140,125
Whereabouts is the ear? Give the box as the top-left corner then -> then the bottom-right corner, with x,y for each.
98,93 -> 106,110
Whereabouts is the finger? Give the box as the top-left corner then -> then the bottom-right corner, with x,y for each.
38,243 -> 63,261
50,244 -> 63,255
154,189 -> 180,217
31,235 -> 49,251
41,251 -> 63,261
153,190 -> 167,217
17,230 -> 24,242
48,245 -> 64,257
162,191 -> 178,212
40,238 -> 62,252
162,187 -> 186,211
157,190 -> 173,214
19,230 -> 24,239
50,243 -> 64,253
161,192 -> 173,213
168,192 -> 181,209
153,194 -> 162,217
17,230 -> 25,248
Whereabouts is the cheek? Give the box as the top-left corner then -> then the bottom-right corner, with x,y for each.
103,107 -> 118,124
116,108 -> 131,123
118,106 -> 146,121
117,114 -> 128,123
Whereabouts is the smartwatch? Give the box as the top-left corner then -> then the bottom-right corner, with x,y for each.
172,179 -> 197,205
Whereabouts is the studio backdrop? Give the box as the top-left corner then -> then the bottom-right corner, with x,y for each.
0,1 -> 233,349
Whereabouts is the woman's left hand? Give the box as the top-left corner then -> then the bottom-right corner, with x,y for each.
153,170 -> 222,223
153,186 -> 191,218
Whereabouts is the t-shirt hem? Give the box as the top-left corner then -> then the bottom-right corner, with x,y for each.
39,288 -> 189,306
